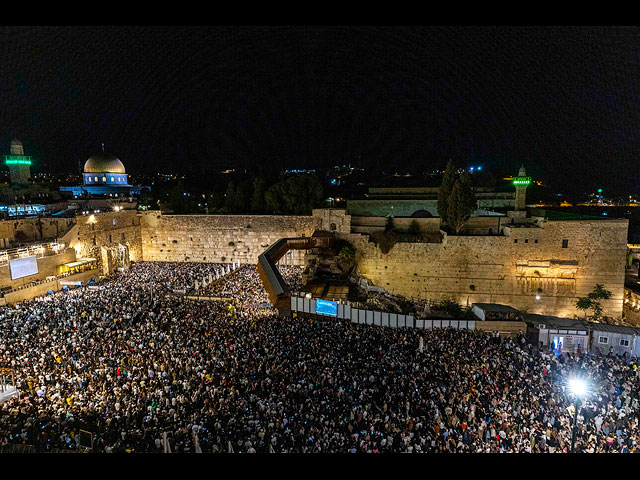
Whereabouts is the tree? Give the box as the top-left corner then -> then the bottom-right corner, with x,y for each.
576,284 -> 613,321
575,297 -> 592,320
385,216 -> 395,232
224,182 -> 246,213
165,180 -> 199,213
264,184 -> 282,214
372,229 -> 398,254
263,175 -> 324,215
250,177 -> 266,213
207,191 -> 226,213
587,284 -> 613,321
336,244 -> 356,274
407,219 -> 421,236
439,300 -> 463,318
437,160 -> 457,228
447,173 -> 477,234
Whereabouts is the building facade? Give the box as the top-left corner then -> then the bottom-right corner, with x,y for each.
60,152 -> 144,198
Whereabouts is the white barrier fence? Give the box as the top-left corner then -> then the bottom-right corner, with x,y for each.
191,261 -> 242,293
290,296 -> 475,330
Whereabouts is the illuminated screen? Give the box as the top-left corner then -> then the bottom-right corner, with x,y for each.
315,299 -> 337,316
9,256 -> 39,280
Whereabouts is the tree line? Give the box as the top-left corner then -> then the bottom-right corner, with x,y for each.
141,175 -> 325,215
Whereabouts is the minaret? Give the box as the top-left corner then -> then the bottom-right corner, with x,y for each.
5,139 -> 31,185
513,165 -> 531,211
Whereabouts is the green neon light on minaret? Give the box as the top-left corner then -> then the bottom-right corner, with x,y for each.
4,155 -> 32,166
513,177 -> 531,186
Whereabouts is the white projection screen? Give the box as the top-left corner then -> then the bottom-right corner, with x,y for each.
9,256 -> 39,280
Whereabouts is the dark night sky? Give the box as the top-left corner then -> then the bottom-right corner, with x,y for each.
1,25 -> 640,193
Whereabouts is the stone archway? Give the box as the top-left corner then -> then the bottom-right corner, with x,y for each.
411,209 -> 433,218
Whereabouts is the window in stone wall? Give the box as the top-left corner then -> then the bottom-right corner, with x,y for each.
535,239 -> 538,243
621,339 -> 630,347
525,239 -> 529,243
514,239 -> 518,243
562,239 -> 569,248
330,223 -> 336,231
598,336 -> 609,344
121,232 -> 125,242
113,218 -> 116,226
109,234 -> 112,243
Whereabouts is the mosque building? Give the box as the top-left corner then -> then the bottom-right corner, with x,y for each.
60,149 -> 145,198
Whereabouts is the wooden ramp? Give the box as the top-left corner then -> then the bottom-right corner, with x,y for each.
257,234 -> 334,315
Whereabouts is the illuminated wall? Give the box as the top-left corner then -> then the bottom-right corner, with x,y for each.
350,218 -> 628,319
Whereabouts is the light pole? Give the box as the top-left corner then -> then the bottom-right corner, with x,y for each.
569,378 -> 587,453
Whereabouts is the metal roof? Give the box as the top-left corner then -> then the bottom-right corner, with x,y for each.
472,303 -> 520,313
523,313 -> 590,330
588,322 -> 640,336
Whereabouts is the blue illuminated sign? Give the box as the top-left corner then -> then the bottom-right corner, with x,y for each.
315,299 -> 337,316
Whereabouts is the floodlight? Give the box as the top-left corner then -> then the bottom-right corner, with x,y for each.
569,378 -> 587,397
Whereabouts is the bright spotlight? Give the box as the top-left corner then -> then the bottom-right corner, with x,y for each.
569,378 -> 587,397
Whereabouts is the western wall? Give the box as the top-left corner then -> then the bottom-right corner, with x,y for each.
138,209 -> 350,265
135,208 -> 628,319
0,207 -> 630,320
343,218 -> 628,319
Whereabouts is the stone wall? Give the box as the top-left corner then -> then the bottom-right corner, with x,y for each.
347,196 -> 514,217
346,218 -> 628,319
0,208 -> 627,321
60,210 -> 143,274
350,216 -> 505,236
0,248 -> 77,290
140,212 -> 329,265
0,217 -> 75,248
351,216 -> 441,235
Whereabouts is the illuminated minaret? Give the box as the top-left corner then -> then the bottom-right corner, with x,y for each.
513,165 -> 531,211
5,139 -> 31,185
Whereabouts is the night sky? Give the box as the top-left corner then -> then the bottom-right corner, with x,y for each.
1,26 -> 640,194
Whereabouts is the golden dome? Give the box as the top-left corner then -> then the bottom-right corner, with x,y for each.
84,153 -> 126,174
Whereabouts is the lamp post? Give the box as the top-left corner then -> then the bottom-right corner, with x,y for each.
569,378 -> 587,453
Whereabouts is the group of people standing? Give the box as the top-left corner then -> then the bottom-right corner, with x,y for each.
0,261 -> 638,453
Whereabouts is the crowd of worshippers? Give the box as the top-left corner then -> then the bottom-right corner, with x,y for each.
195,264 -> 303,315
1,261 -> 640,453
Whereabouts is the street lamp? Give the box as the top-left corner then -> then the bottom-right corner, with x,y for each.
569,378 -> 588,453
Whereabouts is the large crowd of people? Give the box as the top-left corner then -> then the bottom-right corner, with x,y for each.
0,261 -> 639,453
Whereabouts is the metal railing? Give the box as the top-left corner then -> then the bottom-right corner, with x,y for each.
0,242 -> 66,267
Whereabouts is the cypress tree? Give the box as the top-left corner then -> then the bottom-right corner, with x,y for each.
447,173 -> 476,235
437,159 -> 457,228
